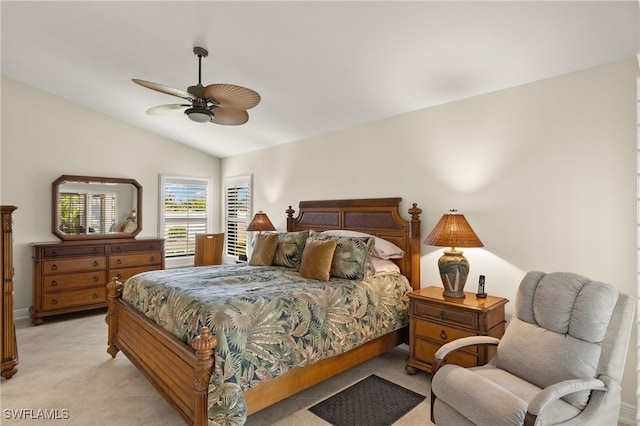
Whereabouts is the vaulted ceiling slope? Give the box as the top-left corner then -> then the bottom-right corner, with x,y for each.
2,1 -> 638,158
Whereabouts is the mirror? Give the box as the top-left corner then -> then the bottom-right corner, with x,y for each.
52,175 -> 142,240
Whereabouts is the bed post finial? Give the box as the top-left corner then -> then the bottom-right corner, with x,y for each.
409,203 -> 422,233
191,327 -> 216,425
286,206 -> 295,232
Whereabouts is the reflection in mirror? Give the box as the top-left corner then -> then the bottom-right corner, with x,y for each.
52,175 -> 142,240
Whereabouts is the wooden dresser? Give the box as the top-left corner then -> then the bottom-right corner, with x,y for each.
406,286 -> 508,374
1,206 -> 18,379
31,238 -> 164,325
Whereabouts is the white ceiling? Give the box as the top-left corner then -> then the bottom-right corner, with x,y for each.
2,1 -> 638,158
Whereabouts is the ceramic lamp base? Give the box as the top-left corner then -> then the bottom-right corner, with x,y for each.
437,249 -> 469,298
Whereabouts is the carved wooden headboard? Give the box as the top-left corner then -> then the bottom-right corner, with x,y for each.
286,197 -> 422,290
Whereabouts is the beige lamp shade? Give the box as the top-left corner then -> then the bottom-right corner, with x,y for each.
425,210 -> 483,298
246,211 -> 276,234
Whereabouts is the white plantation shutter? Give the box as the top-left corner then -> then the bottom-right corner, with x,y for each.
224,174 -> 252,263
160,176 -> 212,266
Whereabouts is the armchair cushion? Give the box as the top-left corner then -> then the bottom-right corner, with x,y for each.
432,364 -> 581,426
495,318 -> 599,409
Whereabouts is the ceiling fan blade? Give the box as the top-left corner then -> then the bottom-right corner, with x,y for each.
145,104 -> 190,115
204,84 -> 261,110
133,79 -> 196,101
211,108 -> 249,125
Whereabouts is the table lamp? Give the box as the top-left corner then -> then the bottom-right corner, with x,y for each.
424,209 -> 483,298
246,211 -> 276,234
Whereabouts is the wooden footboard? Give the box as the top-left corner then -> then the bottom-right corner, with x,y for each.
107,279 -> 216,426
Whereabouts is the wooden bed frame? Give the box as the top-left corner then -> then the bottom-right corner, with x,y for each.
107,197 -> 422,425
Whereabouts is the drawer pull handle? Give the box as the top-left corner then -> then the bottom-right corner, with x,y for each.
51,264 -> 58,271
51,250 -> 58,257
440,330 -> 448,340
439,310 -> 448,321
149,256 -> 155,262
93,293 -> 99,299
115,247 -> 122,253
51,280 -> 58,287
51,298 -> 58,305
93,261 -> 99,267
116,259 -> 122,265
93,276 -> 99,282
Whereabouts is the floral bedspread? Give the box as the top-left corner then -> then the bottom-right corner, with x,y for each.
121,264 -> 412,425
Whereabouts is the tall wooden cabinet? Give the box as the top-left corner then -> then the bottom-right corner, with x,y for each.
1,206 -> 18,379
31,238 -> 164,325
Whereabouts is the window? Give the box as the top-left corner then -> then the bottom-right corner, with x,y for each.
223,174 -> 252,263
159,175 -> 212,268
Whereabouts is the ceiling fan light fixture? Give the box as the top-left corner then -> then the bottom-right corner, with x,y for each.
185,107 -> 212,123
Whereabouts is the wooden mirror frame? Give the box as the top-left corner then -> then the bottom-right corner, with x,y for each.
52,175 -> 142,241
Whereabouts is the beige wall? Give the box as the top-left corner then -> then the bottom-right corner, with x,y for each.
222,59 -> 638,413
0,75 -> 222,311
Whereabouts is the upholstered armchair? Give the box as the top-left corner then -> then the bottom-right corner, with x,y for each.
430,271 -> 634,426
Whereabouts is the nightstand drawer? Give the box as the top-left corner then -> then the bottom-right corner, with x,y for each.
405,286 -> 508,375
413,301 -> 478,329
414,338 -> 477,368
414,319 -> 476,348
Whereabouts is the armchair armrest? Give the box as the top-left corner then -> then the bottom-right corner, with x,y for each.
434,335 -> 501,363
524,378 -> 607,426
433,336 -> 500,374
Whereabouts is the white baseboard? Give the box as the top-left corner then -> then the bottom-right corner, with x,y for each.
618,401 -> 637,425
14,308 -> 30,321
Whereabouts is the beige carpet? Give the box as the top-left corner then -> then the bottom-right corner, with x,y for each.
1,310 -> 432,425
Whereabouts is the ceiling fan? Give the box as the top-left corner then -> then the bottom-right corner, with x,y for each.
133,47 -> 260,125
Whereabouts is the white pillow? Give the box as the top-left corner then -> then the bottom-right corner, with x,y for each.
321,230 -> 405,259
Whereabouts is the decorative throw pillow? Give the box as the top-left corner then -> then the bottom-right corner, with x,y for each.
321,230 -> 405,259
249,233 -> 279,266
299,238 -> 338,281
315,235 -> 374,280
271,230 -> 310,269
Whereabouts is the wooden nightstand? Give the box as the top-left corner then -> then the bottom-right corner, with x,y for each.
406,286 -> 508,375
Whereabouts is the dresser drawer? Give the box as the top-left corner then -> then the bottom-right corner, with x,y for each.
413,300 -> 478,329
43,271 -> 107,291
110,252 -> 162,269
42,257 -> 107,274
110,241 -> 163,254
40,245 -> 106,258
413,318 -> 476,349
111,265 -> 162,283
42,287 -> 106,311
414,338 -> 477,368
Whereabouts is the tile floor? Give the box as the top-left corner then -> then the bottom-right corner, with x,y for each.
2,310 -> 433,425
